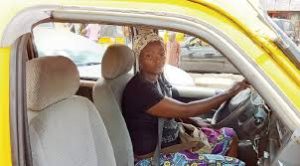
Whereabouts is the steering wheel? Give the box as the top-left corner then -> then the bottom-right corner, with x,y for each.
211,88 -> 252,128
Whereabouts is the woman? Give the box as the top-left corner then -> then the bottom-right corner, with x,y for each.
122,32 -> 247,165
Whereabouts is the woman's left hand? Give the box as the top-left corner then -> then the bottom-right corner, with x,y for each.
226,79 -> 249,97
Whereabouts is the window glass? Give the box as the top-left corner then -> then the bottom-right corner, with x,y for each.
33,23 -> 132,79
157,30 -> 240,88
158,30 -> 237,73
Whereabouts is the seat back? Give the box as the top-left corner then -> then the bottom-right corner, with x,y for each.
93,44 -> 134,166
27,56 -> 116,166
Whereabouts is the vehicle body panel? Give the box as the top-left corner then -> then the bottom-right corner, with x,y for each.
0,47 -> 12,166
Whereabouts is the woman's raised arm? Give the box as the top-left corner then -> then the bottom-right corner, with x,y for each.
146,80 -> 248,118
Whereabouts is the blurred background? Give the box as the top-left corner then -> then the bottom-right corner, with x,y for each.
261,0 -> 300,45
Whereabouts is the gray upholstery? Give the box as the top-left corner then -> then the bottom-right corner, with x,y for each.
27,56 -> 116,166
26,56 -> 80,111
93,44 -> 134,166
102,44 -> 134,80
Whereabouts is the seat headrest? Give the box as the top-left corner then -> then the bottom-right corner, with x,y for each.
26,56 -> 80,111
102,44 -> 134,80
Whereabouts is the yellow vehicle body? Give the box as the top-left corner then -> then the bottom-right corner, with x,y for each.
1,0 -> 300,165
0,48 -> 11,166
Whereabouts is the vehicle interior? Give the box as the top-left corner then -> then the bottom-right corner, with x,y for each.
19,21 -> 297,166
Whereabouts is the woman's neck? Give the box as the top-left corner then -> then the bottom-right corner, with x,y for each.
140,71 -> 159,83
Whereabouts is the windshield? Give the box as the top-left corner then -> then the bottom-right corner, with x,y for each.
273,19 -> 294,32
266,17 -> 300,69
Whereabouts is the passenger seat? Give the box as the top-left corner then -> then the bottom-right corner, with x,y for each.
93,44 -> 134,166
27,56 -> 116,166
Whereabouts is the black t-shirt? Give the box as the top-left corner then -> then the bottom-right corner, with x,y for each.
122,73 -> 179,156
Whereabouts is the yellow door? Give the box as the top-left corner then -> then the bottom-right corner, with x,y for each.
0,47 -> 12,166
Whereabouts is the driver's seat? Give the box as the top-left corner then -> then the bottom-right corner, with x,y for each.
93,44 -> 135,166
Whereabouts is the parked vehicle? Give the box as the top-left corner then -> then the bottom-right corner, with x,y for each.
180,36 -> 238,73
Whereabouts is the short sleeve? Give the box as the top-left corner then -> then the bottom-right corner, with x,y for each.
122,74 -> 165,116
136,82 -> 164,112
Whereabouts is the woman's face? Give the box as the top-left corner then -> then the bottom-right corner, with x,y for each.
139,41 -> 166,75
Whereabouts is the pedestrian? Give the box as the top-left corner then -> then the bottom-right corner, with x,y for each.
82,24 -> 101,42
165,32 -> 180,67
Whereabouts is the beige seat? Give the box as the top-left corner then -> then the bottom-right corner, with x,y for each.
93,44 -> 134,166
27,56 -> 116,166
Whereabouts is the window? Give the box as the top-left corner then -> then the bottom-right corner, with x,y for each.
33,23 -> 132,79
157,30 -> 240,89
158,30 -> 237,73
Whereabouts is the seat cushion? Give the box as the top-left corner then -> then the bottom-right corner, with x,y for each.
93,44 -> 135,165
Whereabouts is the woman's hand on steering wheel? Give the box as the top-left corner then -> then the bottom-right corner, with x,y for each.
226,79 -> 249,98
